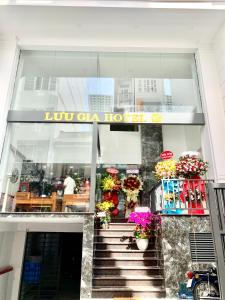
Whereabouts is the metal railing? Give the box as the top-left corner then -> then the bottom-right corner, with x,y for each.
208,183 -> 225,299
150,179 -> 213,215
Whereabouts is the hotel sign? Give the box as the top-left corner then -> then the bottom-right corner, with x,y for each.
43,111 -> 164,123
7,111 -> 205,125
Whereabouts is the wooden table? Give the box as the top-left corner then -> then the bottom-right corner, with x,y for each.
62,194 -> 89,212
15,192 -> 57,212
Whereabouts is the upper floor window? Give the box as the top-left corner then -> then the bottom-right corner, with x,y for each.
11,51 -> 202,113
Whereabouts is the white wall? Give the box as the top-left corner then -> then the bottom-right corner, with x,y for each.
0,221 -> 83,300
99,125 -> 142,164
0,231 -> 15,300
162,125 -> 201,159
213,21 -> 225,112
196,46 -> 225,182
0,41 -> 18,197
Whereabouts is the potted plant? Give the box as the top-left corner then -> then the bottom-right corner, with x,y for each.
128,211 -> 161,250
96,200 -> 114,229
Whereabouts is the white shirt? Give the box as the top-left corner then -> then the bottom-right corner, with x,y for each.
64,176 -> 76,195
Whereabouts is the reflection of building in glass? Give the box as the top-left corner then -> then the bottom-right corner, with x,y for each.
135,78 -> 164,112
115,78 -> 173,112
88,94 -> 113,112
114,79 -> 135,112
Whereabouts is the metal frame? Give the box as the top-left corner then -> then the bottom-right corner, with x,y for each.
208,182 -> 225,299
90,122 -> 98,213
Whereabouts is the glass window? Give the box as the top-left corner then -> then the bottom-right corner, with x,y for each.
0,123 -> 93,213
11,51 -> 202,114
95,124 -> 203,218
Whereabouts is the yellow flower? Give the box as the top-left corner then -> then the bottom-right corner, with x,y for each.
101,176 -> 115,191
154,159 -> 177,179
96,201 -> 114,212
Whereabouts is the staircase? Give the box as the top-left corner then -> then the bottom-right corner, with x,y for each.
92,221 -> 166,299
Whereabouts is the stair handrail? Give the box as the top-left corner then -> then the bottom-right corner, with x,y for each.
0,266 -> 13,276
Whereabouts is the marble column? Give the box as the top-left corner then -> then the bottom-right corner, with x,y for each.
80,214 -> 95,300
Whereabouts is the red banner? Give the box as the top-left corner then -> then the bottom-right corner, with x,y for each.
160,150 -> 174,160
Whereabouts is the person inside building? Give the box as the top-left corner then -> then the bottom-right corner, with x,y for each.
63,174 -> 76,195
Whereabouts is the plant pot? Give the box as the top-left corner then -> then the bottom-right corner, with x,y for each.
136,238 -> 149,251
101,222 -> 109,230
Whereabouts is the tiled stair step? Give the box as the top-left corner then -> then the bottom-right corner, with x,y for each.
93,266 -> 163,276
110,218 -> 130,223
95,249 -> 161,258
94,241 -> 156,250
92,286 -> 166,298
102,223 -> 136,230
93,275 -> 165,287
95,236 -> 135,243
95,229 -> 134,236
94,257 -> 162,267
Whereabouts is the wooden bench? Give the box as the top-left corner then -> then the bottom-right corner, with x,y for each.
15,192 -> 57,212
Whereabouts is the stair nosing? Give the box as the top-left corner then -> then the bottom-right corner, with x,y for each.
94,257 -> 162,261
94,241 -> 155,244
95,249 -> 160,252
92,286 -> 165,292
93,275 -> 164,279
95,229 -> 134,232
93,266 -> 163,269
94,235 -> 134,239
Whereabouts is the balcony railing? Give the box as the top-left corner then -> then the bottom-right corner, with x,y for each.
150,179 -> 213,215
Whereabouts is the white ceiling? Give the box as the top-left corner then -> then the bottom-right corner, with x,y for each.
0,6 -> 225,46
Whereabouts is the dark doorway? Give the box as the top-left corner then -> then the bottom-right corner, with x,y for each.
58,233 -> 82,299
19,232 -> 83,300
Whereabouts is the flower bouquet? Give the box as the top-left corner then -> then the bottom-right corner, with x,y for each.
128,211 -> 161,250
96,200 -> 114,228
154,159 -> 181,213
176,152 -> 208,179
177,152 -> 208,215
154,159 -> 177,180
122,175 -> 143,218
101,175 -> 121,205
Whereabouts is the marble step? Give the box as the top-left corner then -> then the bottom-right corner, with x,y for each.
94,237 -> 157,250
92,286 -> 166,298
93,275 -> 165,287
93,266 -> 163,276
94,257 -> 162,267
94,235 -> 135,243
94,249 -> 161,258
95,229 -> 134,236
99,223 -> 136,230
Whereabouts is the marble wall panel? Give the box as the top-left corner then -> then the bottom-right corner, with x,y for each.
80,214 -> 95,300
161,216 -> 212,297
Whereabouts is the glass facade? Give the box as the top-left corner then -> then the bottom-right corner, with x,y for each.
12,51 -> 202,113
0,123 -> 93,212
0,50 -> 205,214
0,122 -> 203,213
0,48 -> 220,300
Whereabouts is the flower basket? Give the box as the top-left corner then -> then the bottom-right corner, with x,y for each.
122,175 -> 143,218
128,211 -> 161,251
96,201 -> 114,228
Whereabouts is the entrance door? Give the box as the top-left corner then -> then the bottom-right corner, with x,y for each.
96,124 -> 163,218
19,232 -> 82,300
